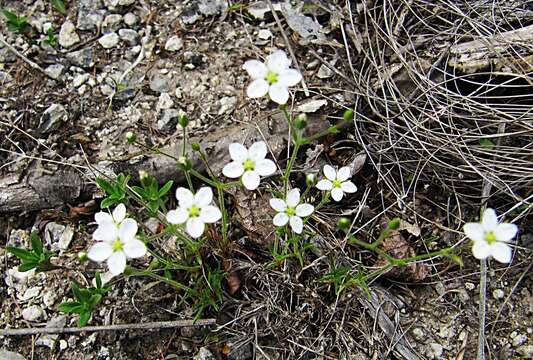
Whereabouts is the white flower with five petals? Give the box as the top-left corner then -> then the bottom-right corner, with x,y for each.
166,187 -> 222,238
243,50 -> 302,104
269,188 -> 314,234
222,141 -> 276,190
88,204 -> 147,276
316,165 -> 357,202
463,208 -> 517,263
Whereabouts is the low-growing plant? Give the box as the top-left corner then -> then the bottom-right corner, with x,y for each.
2,9 -> 31,35
6,232 -> 56,272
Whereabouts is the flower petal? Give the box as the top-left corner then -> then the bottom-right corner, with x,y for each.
270,198 -> 287,212
464,223 -> 484,242
323,165 -> 336,181
278,69 -> 302,87
243,59 -> 267,79
331,187 -> 344,202
200,205 -> 222,223
112,203 -> 126,223
242,170 -> 260,190
256,159 -> 276,176
229,143 -> 248,163
491,242 -> 512,263
286,188 -> 301,207
186,217 -> 205,239
93,222 -> 118,242
95,211 -> 113,225
472,241 -> 491,260
266,49 -> 291,73
167,208 -> 188,224
296,203 -> 314,217
273,212 -> 289,227
118,218 -> 138,242
222,161 -> 244,178
337,167 -> 351,182
316,179 -> 333,191
123,238 -> 147,259
248,141 -> 267,161
176,187 -> 194,207
268,83 -> 289,105
247,79 -> 269,98
482,208 -> 498,231
494,223 -> 518,242
107,251 -> 127,276
195,187 -> 213,207
88,242 -> 113,262
341,181 -> 357,193
289,216 -> 303,234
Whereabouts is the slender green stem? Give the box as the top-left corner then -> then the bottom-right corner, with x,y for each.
129,268 -> 190,291
283,142 -> 300,195
182,127 -> 187,157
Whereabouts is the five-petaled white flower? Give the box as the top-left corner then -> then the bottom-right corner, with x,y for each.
222,141 -> 276,190
88,203 -> 147,276
243,49 -> 302,105
166,187 -> 222,238
464,208 -> 517,263
316,165 -> 357,202
270,188 -> 314,234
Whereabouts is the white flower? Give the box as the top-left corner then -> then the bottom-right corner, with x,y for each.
222,141 -> 276,190
269,188 -> 314,234
166,187 -> 222,238
316,165 -> 357,202
88,204 -> 147,276
243,49 -> 302,104
463,208 -> 517,263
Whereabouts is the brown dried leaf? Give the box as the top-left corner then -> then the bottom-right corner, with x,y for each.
226,272 -> 242,295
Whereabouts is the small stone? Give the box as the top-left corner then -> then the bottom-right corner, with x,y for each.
43,289 -> 58,308
0,350 -> 26,360
412,327 -> 424,341
157,109 -> 180,132
492,289 -> 505,299
123,13 -> 138,26
44,222 -> 74,253
144,218 -> 160,234
44,64 -> 65,80
118,29 -> 139,45
157,93 -> 174,110
39,104 -> 68,134
257,29 -> 272,40
118,0 -> 136,5
248,2 -> 270,19
218,96 -> 237,115
150,72 -> 173,93
165,36 -> 183,52
98,32 -> 120,48
183,51 -> 204,67
428,343 -> 443,359
0,47 -> 17,63
465,282 -> 476,291
77,0 -> 104,31
102,14 -> 123,33
181,10 -> 200,25
198,0 -> 228,16
71,73 -> 90,88
35,315 -> 66,348
317,63 -> 334,79
194,347 -> 216,360
22,305 -> 45,322
59,340 -> 68,350
81,333 -> 97,347
66,47 -> 94,68
0,70 -> 13,84
517,345 -> 533,357
512,333 -> 528,347
296,99 -> 327,113
21,286 -> 41,301
59,21 -> 80,48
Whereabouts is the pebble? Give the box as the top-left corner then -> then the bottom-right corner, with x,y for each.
296,99 -> 327,113
98,32 -> 120,48
157,109 -> 180,132
22,305 -> 45,321
0,70 -> 13,84
43,289 -> 58,308
511,333 -> 528,347
465,282 -> 476,291
59,21 -> 80,48
198,0 -> 228,16
35,315 -> 66,348
193,347 -> 216,360
428,343 -> 443,358
517,345 -> 533,357
21,286 -> 42,301
317,63 -> 334,79
165,36 -> 183,52
77,0 -> 104,31
0,350 -> 26,360
412,327 -> 425,341
492,289 -> 505,299
44,64 -> 65,80
39,104 -> 68,134
102,14 -> 123,33
118,29 -> 139,45
0,47 -> 17,63
218,96 -> 237,115
66,47 -> 94,68
118,0 -> 136,5
157,93 -> 174,110
71,73 -> 90,88
123,13 -> 138,26
247,2 -> 271,19
150,72 -> 173,93
257,29 -> 272,40
44,222 -> 74,253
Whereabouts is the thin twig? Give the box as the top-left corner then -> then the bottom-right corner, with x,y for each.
1,319 -> 216,336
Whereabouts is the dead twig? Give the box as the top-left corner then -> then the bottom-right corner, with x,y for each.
1,319 -> 216,336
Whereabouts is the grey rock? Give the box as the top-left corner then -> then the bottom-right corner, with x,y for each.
517,345 -> 533,357
21,286 -> 42,301
39,104 -> 67,134
227,343 -> 253,360
66,47 -> 94,68
98,32 -> 120,48
22,305 -> 45,321
118,0 -> 136,5
296,99 -> 327,113
0,46 -> 17,62
317,64 -> 334,79
0,70 -> 13,84
427,343 -> 443,359
218,96 -> 237,115
157,92 -> 174,110
412,327 -> 425,341
193,347 -> 216,360
35,315 -> 67,348
157,109 -> 180,132
181,10 -> 200,25
59,21 -> 80,48
102,14 -> 123,33
77,0 -> 104,31
150,72 -> 173,93
118,29 -> 139,46
44,222 -> 74,253
0,350 -> 26,360
492,289 -> 505,299
198,0 -> 228,16
43,289 -> 58,308
123,13 -> 138,27
257,29 -> 272,40
71,73 -> 90,88
284,3 -> 326,42
165,36 -> 183,52
248,2 -> 270,19
183,51 -> 204,67
7,229 -> 29,248
44,64 -> 65,80
512,333 -> 528,347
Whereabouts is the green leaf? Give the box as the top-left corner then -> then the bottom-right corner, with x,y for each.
159,180 -> 173,196
88,294 -> 102,308
6,246 -> 38,261
100,197 -> 116,209
18,262 -> 38,272
71,281 -> 88,302
30,232 -> 43,255
96,177 -> 114,194
58,301 -> 83,313
78,311 -> 91,326
479,138 -> 495,150
131,186 -> 144,196
95,272 -> 102,289
51,0 -> 67,14
2,9 -> 18,22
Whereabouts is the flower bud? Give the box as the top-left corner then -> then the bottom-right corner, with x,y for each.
306,173 -> 317,186
387,218 -> 401,230
178,112 -> 189,128
78,251 -> 88,262
328,125 -> 339,134
191,142 -> 201,152
294,114 -> 307,130
343,108 -> 354,122
125,131 -> 136,143
139,170 -> 150,186
337,217 -> 351,231
178,156 -> 192,171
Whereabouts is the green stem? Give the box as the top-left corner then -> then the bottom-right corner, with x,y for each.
128,268 -> 191,291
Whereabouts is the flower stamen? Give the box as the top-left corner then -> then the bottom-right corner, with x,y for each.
243,158 -> 256,171
266,71 -> 278,85
188,205 -> 201,218
485,231 -> 496,244
112,239 -> 123,252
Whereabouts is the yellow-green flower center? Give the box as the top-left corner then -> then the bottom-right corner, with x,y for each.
286,207 -> 296,216
112,239 -> 123,252
485,231 -> 496,244
332,179 -> 342,188
189,205 -> 200,218
266,71 -> 278,85
243,158 -> 255,171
